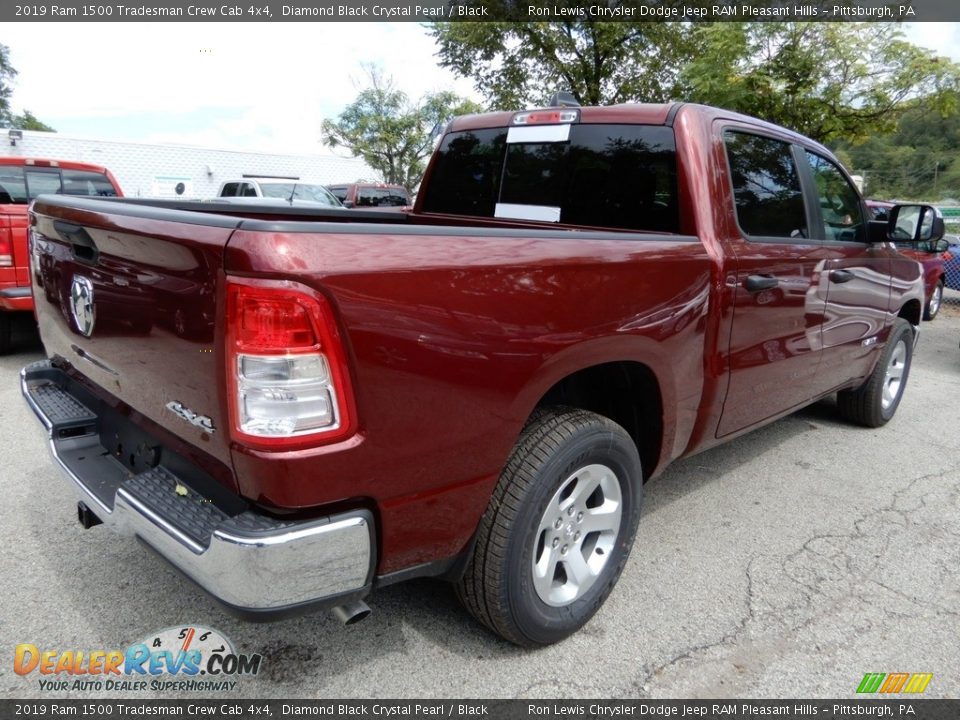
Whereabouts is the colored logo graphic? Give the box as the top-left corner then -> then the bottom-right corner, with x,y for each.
856,673 -> 932,694
14,625 -> 262,692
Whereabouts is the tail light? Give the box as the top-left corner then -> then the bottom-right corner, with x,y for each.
0,227 -> 12,267
225,278 -> 356,450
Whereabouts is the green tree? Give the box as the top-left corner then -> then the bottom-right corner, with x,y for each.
0,42 -> 55,131
11,109 -> 54,132
837,95 -> 960,201
322,66 -> 480,188
682,23 -> 960,144
0,43 -> 16,127
429,21 -> 698,109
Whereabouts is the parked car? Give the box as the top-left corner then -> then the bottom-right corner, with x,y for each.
0,157 -> 123,352
23,102 -> 932,647
217,178 -> 342,207
867,199 -> 947,320
326,182 -> 411,209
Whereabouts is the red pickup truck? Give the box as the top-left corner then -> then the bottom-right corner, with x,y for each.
0,157 -> 122,352
21,103 -> 935,647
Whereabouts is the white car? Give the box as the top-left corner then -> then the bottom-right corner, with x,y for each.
216,178 -> 342,207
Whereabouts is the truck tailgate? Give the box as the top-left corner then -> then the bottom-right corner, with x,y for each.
29,197 -> 241,490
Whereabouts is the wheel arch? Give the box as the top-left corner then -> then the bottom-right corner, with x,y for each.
516,351 -> 670,481
897,298 -> 922,328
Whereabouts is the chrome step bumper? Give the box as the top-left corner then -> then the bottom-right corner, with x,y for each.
21,360 -> 374,616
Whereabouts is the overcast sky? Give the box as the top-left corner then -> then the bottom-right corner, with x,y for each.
4,22 -> 960,156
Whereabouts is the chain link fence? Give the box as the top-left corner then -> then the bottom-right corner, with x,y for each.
941,218 -> 960,314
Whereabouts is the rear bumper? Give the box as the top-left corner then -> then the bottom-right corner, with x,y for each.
0,285 -> 33,311
21,359 -> 374,617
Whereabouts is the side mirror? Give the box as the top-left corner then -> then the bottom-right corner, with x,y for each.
933,238 -> 950,253
887,204 -> 945,243
342,201 -> 354,208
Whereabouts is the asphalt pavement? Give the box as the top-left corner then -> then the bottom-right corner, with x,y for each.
1,309 -> 958,699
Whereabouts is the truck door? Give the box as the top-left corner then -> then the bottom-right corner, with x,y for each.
800,151 -> 891,387
717,129 -> 829,437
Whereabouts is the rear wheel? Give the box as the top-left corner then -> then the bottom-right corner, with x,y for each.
923,280 -> 943,321
456,407 -> 642,647
837,318 -> 913,427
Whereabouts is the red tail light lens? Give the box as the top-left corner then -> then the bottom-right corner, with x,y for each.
235,293 -> 318,351
226,278 -> 356,449
0,228 -> 11,267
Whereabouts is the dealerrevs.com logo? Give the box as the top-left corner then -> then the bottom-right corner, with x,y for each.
856,673 -> 933,694
14,625 -> 262,692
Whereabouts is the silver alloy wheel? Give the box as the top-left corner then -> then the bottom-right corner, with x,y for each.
881,338 -> 908,410
929,283 -> 942,316
532,463 -> 622,607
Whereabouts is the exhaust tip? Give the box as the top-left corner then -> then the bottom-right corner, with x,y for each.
77,502 -> 102,529
331,600 -> 371,625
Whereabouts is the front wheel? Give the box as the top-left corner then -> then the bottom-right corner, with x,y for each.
837,318 -> 914,427
456,407 -> 642,646
924,280 -> 943,321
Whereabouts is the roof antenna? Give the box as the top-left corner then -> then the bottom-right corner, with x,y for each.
549,92 -> 580,108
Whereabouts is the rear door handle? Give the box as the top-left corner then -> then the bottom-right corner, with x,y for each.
744,275 -> 779,292
830,269 -> 856,284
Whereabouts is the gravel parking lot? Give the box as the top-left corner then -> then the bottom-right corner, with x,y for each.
2,310 -> 958,700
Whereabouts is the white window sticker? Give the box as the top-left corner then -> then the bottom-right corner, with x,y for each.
506,124 -> 571,144
494,203 -> 562,223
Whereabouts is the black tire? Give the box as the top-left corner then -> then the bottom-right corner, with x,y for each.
837,318 -> 914,428
0,313 -> 11,354
456,407 -> 642,647
923,280 -> 943,321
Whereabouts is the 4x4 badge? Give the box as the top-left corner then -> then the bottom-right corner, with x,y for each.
70,276 -> 96,337
165,400 -> 216,434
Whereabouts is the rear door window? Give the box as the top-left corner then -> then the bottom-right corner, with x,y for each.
724,131 -> 807,240
422,124 -> 679,233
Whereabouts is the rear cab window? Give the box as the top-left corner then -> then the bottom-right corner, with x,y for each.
0,165 -> 118,203
327,186 -> 348,203
357,186 -> 410,207
422,123 -> 679,233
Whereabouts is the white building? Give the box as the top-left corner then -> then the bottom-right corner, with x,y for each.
1,128 -> 375,199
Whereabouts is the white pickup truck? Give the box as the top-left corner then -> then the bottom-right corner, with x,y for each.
216,177 -> 342,207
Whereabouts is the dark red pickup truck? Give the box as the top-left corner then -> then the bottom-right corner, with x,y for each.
22,103 -> 936,646
0,157 -> 122,352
